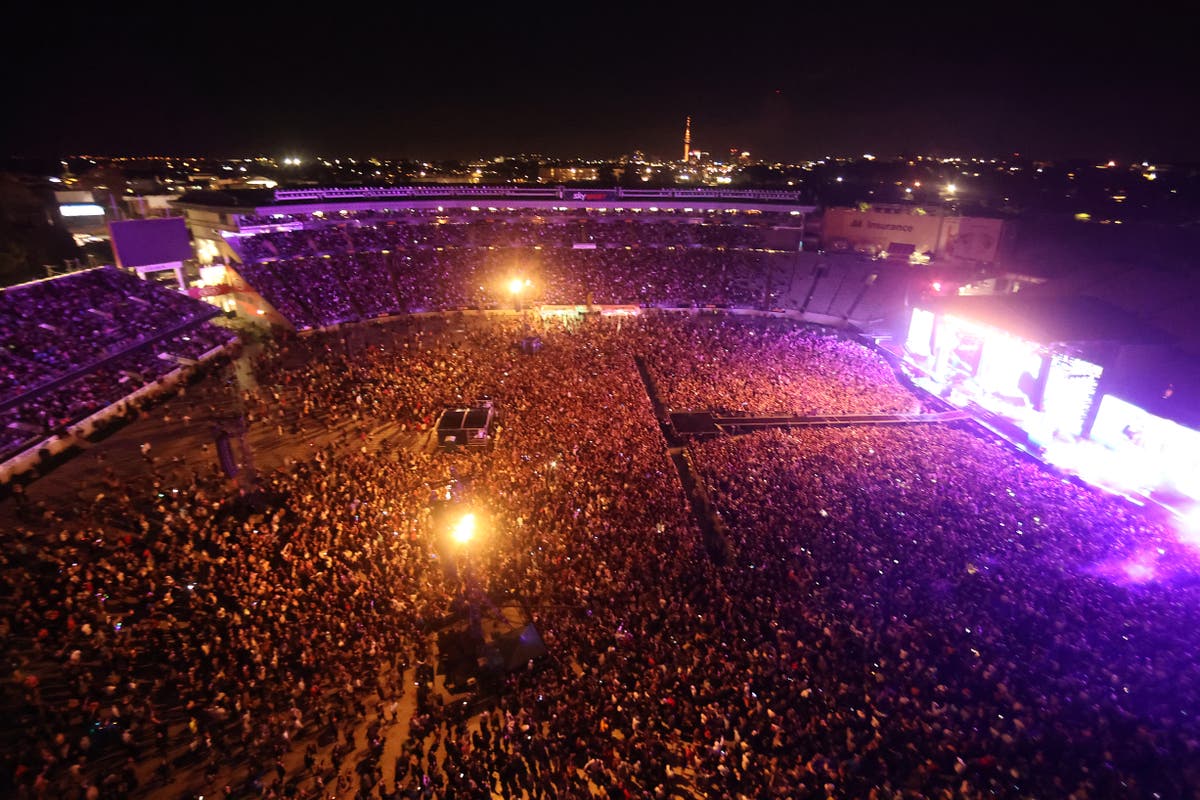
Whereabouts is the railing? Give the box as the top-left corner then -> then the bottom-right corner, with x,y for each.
613,188 -> 803,201
273,186 -> 808,204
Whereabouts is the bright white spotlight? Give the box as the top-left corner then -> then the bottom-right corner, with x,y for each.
508,278 -> 525,295
452,513 -> 476,545
1179,507 -> 1200,549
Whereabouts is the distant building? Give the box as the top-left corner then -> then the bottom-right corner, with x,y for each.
822,204 -> 1003,264
54,190 -> 110,247
538,166 -> 600,183
122,194 -> 180,219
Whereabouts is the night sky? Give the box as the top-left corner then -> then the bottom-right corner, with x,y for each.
6,5 -> 1197,162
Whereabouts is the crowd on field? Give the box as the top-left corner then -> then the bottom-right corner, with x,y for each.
3,314 -> 1198,799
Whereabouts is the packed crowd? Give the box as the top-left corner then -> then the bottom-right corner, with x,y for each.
0,268 -> 216,404
642,321 -> 924,414
0,322 -> 237,460
228,213 -> 906,334
236,247 -> 794,329
235,208 -> 793,232
690,425 -> 1200,798
2,315 -> 704,798
0,268 -> 239,462
234,218 -> 776,265
5,313 -> 1194,800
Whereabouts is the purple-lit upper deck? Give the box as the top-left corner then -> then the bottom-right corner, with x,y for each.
173,186 -> 816,235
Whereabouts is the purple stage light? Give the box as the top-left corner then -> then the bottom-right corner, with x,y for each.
1178,507 -> 1200,549
1122,559 -> 1156,584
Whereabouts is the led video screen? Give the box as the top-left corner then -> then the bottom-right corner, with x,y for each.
905,307 -> 935,357
974,332 -> 1042,406
108,217 -> 192,268
1091,394 -> 1200,500
1043,354 -> 1103,437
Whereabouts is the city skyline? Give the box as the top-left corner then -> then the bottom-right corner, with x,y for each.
6,6 -> 1198,163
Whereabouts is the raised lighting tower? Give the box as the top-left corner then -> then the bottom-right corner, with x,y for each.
451,512 -> 484,644
683,116 -> 692,162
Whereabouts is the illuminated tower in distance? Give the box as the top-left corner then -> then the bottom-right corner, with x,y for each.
683,116 -> 691,162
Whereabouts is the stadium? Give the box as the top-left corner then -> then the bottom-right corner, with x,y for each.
3,187 -> 1200,799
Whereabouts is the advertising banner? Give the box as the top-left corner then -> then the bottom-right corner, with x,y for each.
563,190 -> 620,202
939,216 -> 1002,263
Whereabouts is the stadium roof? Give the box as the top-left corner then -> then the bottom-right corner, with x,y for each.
923,293 -> 1172,347
171,186 -> 816,216
173,189 -> 276,208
